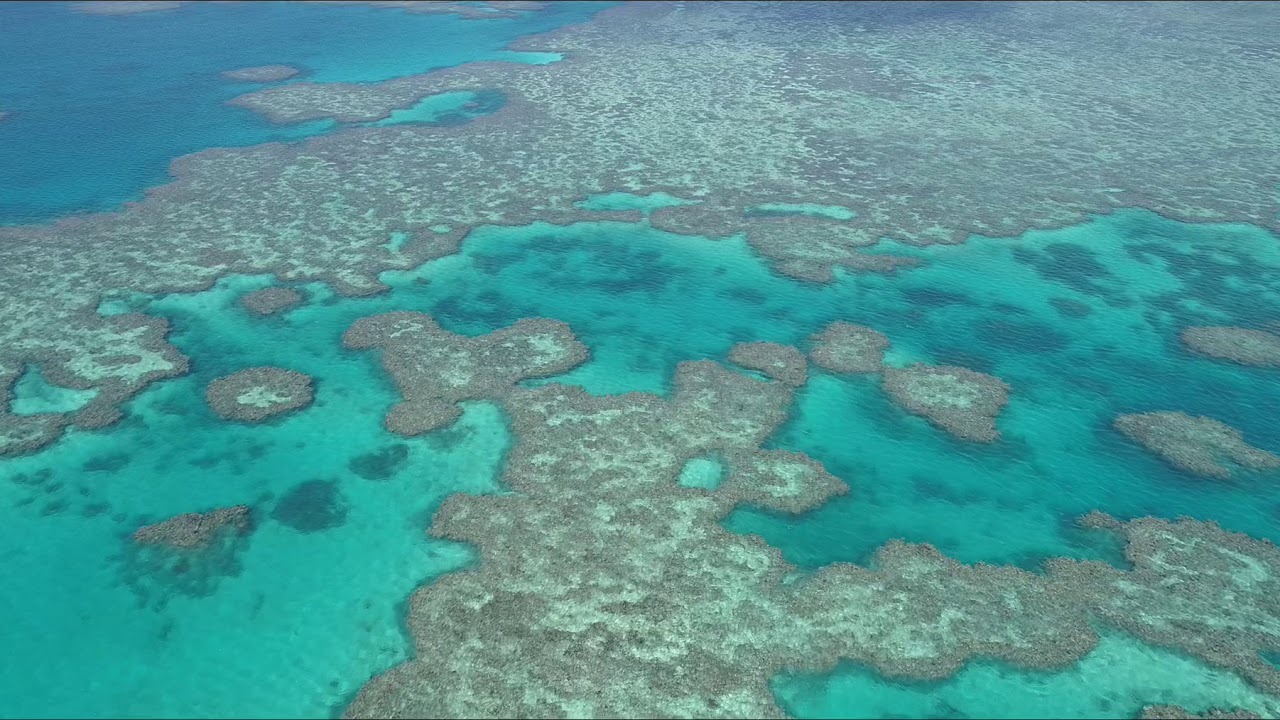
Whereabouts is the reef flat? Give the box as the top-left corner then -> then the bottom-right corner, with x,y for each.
4,1 -> 1278,456
4,1 -> 1280,718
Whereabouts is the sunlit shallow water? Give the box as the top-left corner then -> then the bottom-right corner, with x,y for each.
2,2 -> 1280,718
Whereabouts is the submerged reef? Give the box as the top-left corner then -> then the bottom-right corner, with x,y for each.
301,1 -> 546,20
205,367 -> 314,423
343,351 -> 1280,718
123,505 -> 255,608
71,1 -> 182,14
132,505 -> 252,550
271,479 -> 349,533
1139,706 -> 1262,720
349,443 -> 411,481
881,364 -> 1011,443
1180,326 -> 1280,368
240,286 -> 305,316
728,342 -> 808,387
5,1 -> 1280,454
807,321 -> 890,374
342,311 -> 588,435
1113,411 -> 1280,480
221,65 -> 301,84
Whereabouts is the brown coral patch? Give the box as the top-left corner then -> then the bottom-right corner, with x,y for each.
205,367 -> 314,423
728,342 -> 808,387
342,311 -> 588,435
882,364 -> 1011,442
1181,326 -> 1280,369
240,286 -> 305,316
807,321 -> 890,374
132,505 -> 253,550
1113,411 -> 1280,480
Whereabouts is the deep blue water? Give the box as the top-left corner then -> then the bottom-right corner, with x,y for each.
0,0 -> 604,223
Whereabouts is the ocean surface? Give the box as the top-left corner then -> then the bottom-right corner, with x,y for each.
2,2 -> 1279,718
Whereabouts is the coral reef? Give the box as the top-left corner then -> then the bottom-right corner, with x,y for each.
132,505 -> 252,550
0,315 -> 188,457
341,349 -> 1280,717
807,321 -> 890,374
222,65 -> 301,84
342,311 -> 588,435
349,443 -> 411,481
122,505 -> 254,608
5,1 -> 1280,454
271,479 -> 349,533
240,286 -> 305,315
1113,411 -> 1280,480
1049,512 -> 1280,698
205,367 -> 314,423
1180,326 -> 1280,368
728,341 -> 808,387
881,364 -> 1011,442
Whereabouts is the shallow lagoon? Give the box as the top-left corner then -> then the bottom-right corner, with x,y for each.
4,210 -> 1280,716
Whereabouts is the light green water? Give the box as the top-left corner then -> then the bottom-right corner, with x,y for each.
9,364 -> 99,415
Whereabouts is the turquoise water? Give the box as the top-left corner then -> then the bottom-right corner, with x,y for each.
5,211 -> 1280,716
0,0 -> 606,223
4,1 -> 1280,717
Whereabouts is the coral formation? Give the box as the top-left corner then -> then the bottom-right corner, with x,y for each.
221,65 -> 301,83
122,505 -> 255,608
205,367 -> 314,423
132,505 -> 252,550
807,321 -> 890,374
5,1 -> 1280,455
1180,326 -> 1280,368
1049,512 -> 1280,697
349,443 -> 411,481
0,315 -> 188,457
881,364 -> 1011,442
1113,412 -> 1280,480
342,311 -> 588,435
728,341 -> 808,387
271,479 -> 349,533
342,351 -> 1280,718
240,286 -> 305,315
